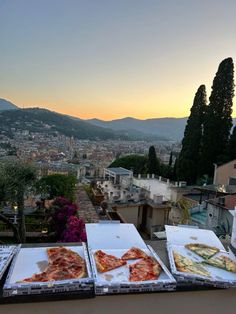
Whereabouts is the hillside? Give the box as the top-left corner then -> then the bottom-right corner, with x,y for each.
88,117 -> 236,141
0,98 -> 18,111
87,117 -> 188,141
0,108 -> 118,140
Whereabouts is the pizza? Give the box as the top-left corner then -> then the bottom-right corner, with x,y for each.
185,243 -> 220,259
203,255 -> 236,273
94,250 -> 126,273
173,251 -> 210,277
129,256 -> 162,281
21,247 -> 86,282
121,247 -> 148,260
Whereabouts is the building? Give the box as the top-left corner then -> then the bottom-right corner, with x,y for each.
213,159 -> 236,193
99,169 -> 171,238
205,194 -> 236,236
104,167 -> 133,185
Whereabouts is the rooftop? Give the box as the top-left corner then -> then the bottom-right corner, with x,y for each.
106,167 -> 133,175
206,194 -> 236,210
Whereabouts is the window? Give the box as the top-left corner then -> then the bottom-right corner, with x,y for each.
229,177 -> 236,185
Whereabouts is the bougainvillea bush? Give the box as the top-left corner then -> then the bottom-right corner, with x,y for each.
50,196 -> 86,242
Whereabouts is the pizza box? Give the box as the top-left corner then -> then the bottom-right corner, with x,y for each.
3,243 -> 94,298
0,245 -> 19,280
86,222 -> 147,250
165,225 -> 225,250
165,225 -> 236,288
86,222 -> 176,294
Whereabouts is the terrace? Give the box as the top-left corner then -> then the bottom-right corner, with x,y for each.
0,239 -> 236,314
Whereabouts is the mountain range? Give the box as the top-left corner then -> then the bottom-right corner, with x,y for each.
87,117 -> 187,141
0,98 -> 180,140
2,97 -> 235,141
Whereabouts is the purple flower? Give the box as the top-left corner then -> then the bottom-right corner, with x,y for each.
50,197 -> 86,242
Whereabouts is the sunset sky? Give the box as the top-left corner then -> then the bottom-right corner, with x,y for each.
0,0 -> 236,120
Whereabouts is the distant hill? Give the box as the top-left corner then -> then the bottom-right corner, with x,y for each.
87,117 -> 236,141
0,108 -> 118,140
70,116 -> 169,141
87,117 -> 188,141
0,98 -> 18,111
1,98 -> 236,141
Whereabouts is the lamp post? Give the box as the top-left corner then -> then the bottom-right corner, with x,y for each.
13,204 -> 18,224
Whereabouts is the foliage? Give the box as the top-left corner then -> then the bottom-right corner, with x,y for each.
37,174 -> 77,201
227,126 -> 236,161
168,152 -> 173,167
109,150 -> 174,178
177,85 -> 207,184
109,155 -> 148,174
50,197 -> 86,242
200,58 -> 234,177
0,157 -> 37,242
0,108 -> 116,140
61,216 -> 86,242
147,146 -> 160,175
160,164 -> 173,179
177,198 -> 191,224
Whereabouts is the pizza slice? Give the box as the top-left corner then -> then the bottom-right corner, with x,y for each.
185,243 -> 220,259
94,250 -> 126,273
121,247 -> 148,260
173,251 -> 210,277
21,271 -> 49,282
129,256 -> 162,281
203,255 -> 236,273
20,247 -> 86,282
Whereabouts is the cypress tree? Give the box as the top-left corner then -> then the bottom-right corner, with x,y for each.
177,85 -> 207,184
227,126 -> 236,161
200,58 -> 234,177
147,146 -> 160,175
168,151 -> 173,167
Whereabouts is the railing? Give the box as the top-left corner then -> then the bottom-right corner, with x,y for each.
133,174 -> 177,186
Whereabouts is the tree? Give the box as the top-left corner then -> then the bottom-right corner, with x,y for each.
177,85 -> 207,184
37,174 -> 77,202
147,146 -> 160,175
109,155 -> 147,174
227,126 -> 236,161
168,152 -> 173,167
0,157 -> 37,242
200,58 -> 234,178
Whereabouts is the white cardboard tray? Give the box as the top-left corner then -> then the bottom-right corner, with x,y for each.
165,225 -> 236,288
90,247 -> 173,283
86,223 -> 147,250
0,245 -> 18,280
88,246 -> 176,294
165,225 -> 225,250
167,244 -> 236,287
86,222 -> 176,294
3,244 -> 94,297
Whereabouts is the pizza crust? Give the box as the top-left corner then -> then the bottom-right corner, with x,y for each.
94,252 -> 106,272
